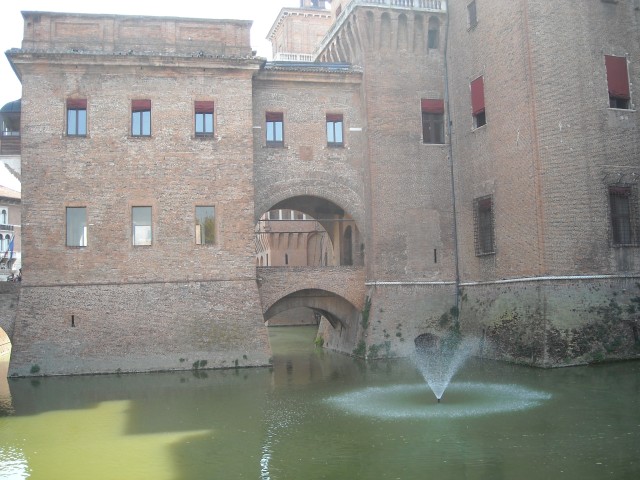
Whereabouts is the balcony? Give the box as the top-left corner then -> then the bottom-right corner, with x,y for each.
273,52 -> 315,62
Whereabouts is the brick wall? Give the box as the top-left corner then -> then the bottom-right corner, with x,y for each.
21,12 -> 253,57
9,280 -> 270,376
0,283 -> 19,342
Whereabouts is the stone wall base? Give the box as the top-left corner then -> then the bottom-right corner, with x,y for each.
8,280 -> 271,377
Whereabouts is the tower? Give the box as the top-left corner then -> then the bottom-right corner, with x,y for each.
267,1 -> 332,61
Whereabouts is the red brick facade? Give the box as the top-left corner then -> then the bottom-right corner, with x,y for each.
6,1 -> 640,375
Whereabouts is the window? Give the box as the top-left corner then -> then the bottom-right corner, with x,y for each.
195,101 -> 214,136
474,196 -> 495,255
468,1 -> 478,28
428,17 -> 440,49
132,206 -> 152,246
266,112 -> 284,146
66,207 -> 87,247
195,206 -> 215,245
66,98 -> 87,136
0,208 -> 7,225
471,76 -> 486,128
326,114 -> 344,147
131,99 -> 151,136
421,99 -> 445,144
609,186 -> 636,245
605,55 -> 631,109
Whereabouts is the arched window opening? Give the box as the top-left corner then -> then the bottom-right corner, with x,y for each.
428,17 -> 440,50
342,226 -> 353,266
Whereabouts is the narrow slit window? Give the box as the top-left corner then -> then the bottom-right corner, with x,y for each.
609,186 -> 635,245
605,55 -> 631,109
474,196 -> 495,255
66,207 -> 87,247
131,99 -> 151,136
195,101 -> 214,136
266,112 -> 284,147
421,99 -> 445,144
132,206 -> 152,246
468,1 -> 478,28
195,206 -> 216,245
67,98 -> 87,136
471,76 -> 486,128
326,114 -> 344,147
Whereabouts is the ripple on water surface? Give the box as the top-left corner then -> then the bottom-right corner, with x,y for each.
325,382 -> 552,420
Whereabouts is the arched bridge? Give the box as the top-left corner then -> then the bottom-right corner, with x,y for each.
257,266 -> 366,327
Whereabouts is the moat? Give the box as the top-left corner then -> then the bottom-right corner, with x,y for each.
1,326 -> 639,479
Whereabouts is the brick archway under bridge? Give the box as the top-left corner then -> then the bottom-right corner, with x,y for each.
257,266 -> 366,353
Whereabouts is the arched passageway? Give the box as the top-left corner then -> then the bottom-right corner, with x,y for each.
255,195 -> 363,268
0,327 -> 10,357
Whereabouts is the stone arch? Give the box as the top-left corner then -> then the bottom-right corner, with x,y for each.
346,20 -> 360,63
258,195 -> 363,267
255,181 -> 365,231
428,16 -> 440,50
397,14 -> 409,51
413,14 -> 425,53
0,327 -> 11,357
364,10 -> 375,48
264,289 -> 359,330
380,12 -> 392,50
307,231 -> 330,266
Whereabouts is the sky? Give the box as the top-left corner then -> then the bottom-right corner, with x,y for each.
0,0 -> 308,108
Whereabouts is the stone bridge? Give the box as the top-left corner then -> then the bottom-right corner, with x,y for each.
257,266 -> 366,327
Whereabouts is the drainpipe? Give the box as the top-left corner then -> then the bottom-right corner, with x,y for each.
443,4 -> 461,312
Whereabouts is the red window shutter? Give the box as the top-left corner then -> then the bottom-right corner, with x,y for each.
66,98 -> 87,109
266,112 -> 283,122
326,113 -> 343,122
478,196 -> 492,209
421,99 -> 444,114
605,55 -> 630,99
132,99 -> 151,111
195,101 -> 214,113
609,186 -> 631,196
470,76 -> 485,115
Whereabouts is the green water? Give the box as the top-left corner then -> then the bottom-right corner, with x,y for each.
1,326 -> 639,479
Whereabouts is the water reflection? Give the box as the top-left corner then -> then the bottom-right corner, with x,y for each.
0,327 -> 639,480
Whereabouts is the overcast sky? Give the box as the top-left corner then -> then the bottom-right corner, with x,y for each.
0,0 -> 309,108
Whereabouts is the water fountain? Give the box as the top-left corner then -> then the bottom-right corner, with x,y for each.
413,332 -> 479,403
325,331 -> 552,419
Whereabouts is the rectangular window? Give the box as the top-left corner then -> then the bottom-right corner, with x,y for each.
471,76 -> 486,128
66,207 -> 87,247
609,186 -> 636,245
474,196 -> 495,255
605,55 -> 630,109
266,112 -> 284,147
421,99 -> 445,144
131,99 -> 151,136
132,206 -> 152,246
468,1 -> 478,28
195,206 -> 216,245
67,98 -> 87,136
195,101 -> 214,136
326,114 -> 344,146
